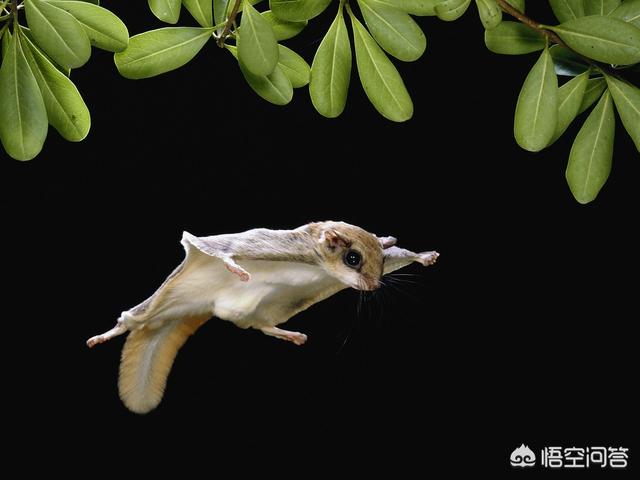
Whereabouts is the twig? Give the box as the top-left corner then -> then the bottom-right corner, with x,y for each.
217,0 -> 243,48
496,0 -> 567,47
495,0 -> 613,74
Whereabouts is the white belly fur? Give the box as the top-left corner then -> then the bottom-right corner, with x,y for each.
162,254 -> 341,329
216,260 -> 338,328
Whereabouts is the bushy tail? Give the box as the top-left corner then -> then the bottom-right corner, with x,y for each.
118,315 -> 208,414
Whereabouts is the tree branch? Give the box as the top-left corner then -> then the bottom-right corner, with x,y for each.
217,0 -> 243,48
495,0 -> 612,74
496,0 -> 567,47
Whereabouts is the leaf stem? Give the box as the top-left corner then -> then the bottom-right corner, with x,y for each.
9,0 -> 18,31
9,0 -> 17,26
344,1 -> 354,17
217,0 -> 243,48
495,0 -> 565,46
495,0 -> 611,74
212,19 -> 227,32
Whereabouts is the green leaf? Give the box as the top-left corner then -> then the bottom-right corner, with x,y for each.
217,1 -> 264,33
262,10 -> 307,40
549,44 -> 589,76
20,29 -> 90,141
47,0 -> 129,52
19,26 -> 71,76
358,0 -> 426,62
79,0 -> 100,3
349,8 -> 413,122
435,0 -> 471,21
226,0 -> 262,17
514,47 -> 558,151
578,77 -> 606,113
584,0 -> 621,16
547,16 -> 640,65
148,0 -> 181,24
240,63 -> 293,105
605,74 -> 640,151
228,45 -> 293,105
114,27 -> 213,79
548,0 -> 585,23
0,31 -> 47,160
277,44 -> 309,87
476,0 -> 501,30
182,0 -> 213,27
309,5 -> 351,117
566,90 -> 615,203
214,0 -> 229,32
270,0 -> 332,22
484,21 -> 544,55
552,70 -> 589,143
369,0 -> 441,16
24,0 -> 91,69
506,0 -> 524,12
238,0 -> 279,76
610,0 -> 640,28
1,27 -> 11,59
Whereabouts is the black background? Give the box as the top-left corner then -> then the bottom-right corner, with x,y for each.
2,1 -> 637,473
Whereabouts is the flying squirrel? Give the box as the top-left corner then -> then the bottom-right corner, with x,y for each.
87,221 -> 439,414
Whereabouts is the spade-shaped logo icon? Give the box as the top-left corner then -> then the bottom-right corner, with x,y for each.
510,444 -> 536,467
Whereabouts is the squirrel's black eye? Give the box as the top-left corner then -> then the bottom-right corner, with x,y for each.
344,250 -> 362,268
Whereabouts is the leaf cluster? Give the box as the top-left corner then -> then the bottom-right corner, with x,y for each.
113,0 -> 435,122
483,0 -> 639,202
2,0 -> 638,204
0,0 -> 128,160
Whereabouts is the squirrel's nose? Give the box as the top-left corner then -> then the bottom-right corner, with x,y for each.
365,279 -> 381,291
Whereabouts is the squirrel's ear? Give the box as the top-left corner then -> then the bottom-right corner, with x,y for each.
378,236 -> 397,249
319,229 -> 349,249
